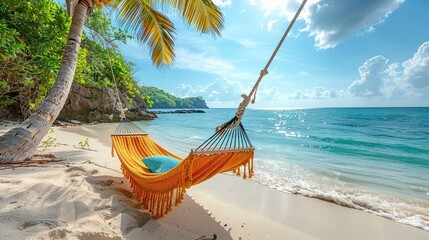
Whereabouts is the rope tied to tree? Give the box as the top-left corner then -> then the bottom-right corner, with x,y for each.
93,9 -> 128,121
116,101 -> 128,121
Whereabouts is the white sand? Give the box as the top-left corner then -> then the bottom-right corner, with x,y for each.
1,123 -> 428,240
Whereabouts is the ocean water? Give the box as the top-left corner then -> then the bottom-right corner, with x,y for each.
136,108 -> 429,231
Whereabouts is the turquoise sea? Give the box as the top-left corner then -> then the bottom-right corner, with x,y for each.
136,108 -> 429,231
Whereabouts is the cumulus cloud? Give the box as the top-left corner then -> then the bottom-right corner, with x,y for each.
175,42 -> 428,106
175,77 -> 288,108
258,41 -> 428,103
256,86 -> 283,100
348,56 -> 389,97
347,41 -> 429,99
175,77 -> 247,102
175,83 -> 194,98
402,41 -> 429,88
249,0 -> 405,49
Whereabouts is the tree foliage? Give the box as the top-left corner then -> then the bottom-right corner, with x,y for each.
140,86 -> 208,108
0,0 -> 208,117
110,0 -> 223,66
0,0 -> 70,116
0,0 -> 140,116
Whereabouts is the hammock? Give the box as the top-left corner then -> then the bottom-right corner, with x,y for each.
110,0 -> 307,219
111,118 -> 254,218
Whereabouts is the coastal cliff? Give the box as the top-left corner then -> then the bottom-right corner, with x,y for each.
57,83 -> 156,122
0,83 -> 209,122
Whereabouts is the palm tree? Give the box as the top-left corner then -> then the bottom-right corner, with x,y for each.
0,0 -> 223,162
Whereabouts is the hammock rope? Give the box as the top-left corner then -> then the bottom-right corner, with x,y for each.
110,0 -> 307,219
223,0 -> 308,130
95,13 -> 128,121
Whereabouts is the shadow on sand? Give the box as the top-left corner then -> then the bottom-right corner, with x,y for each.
85,175 -> 233,240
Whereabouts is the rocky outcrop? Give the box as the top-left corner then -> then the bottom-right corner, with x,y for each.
57,82 -> 156,122
151,109 -> 205,114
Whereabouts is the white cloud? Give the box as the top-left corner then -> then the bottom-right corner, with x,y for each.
402,41 -> 429,88
303,0 -> 405,49
175,77 -> 247,102
248,0 -> 405,49
259,41 -> 428,103
348,55 -> 389,97
175,83 -> 194,97
257,86 -> 283,100
267,19 -> 278,32
212,0 -> 232,7
174,48 -> 235,75
258,0 -> 301,19
286,87 -> 344,99
175,41 -> 428,107
347,41 -> 429,100
173,47 -> 256,80
175,77 -> 289,108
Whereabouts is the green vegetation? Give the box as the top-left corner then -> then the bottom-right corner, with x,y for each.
39,136 -> 60,151
38,129 -> 60,150
0,0 -> 71,116
38,129 -> 59,151
0,0 -> 143,116
77,138 -> 90,150
140,87 -> 208,109
0,0 -> 207,117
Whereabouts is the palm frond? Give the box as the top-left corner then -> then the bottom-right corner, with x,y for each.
159,0 -> 224,36
110,0 -> 176,66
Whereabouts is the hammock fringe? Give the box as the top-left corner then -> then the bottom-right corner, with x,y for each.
108,0 -> 308,220
112,133 -> 254,219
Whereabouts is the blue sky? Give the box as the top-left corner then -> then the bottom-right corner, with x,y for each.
115,0 -> 429,108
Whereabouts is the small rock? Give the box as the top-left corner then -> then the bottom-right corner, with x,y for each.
69,120 -> 82,125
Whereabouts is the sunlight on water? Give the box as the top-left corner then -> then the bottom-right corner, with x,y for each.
138,107 -> 429,231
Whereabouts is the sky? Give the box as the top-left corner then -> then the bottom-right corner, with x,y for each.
115,0 -> 429,109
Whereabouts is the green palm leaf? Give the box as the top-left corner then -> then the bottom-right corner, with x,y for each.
111,0 -> 176,66
158,0 -> 224,36
110,0 -> 224,66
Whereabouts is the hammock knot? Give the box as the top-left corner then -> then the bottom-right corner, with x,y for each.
229,93 -> 251,128
236,94 -> 251,117
260,69 -> 268,77
116,101 -> 128,121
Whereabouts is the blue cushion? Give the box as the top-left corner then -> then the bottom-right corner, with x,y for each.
142,155 -> 180,173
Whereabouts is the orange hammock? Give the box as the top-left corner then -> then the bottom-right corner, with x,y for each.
111,120 -> 254,219
110,0 -> 306,219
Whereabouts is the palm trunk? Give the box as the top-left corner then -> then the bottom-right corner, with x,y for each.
0,0 -> 92,162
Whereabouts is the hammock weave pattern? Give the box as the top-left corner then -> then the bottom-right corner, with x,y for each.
111,0 -> 307,219
111,119 -> 254,219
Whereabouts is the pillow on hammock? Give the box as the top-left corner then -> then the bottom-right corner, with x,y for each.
142,155 -> 180,173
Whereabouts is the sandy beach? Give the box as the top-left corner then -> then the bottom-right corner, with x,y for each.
1,122 -> 428,240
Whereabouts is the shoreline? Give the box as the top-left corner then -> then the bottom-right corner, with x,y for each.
1,122 -> 429,239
